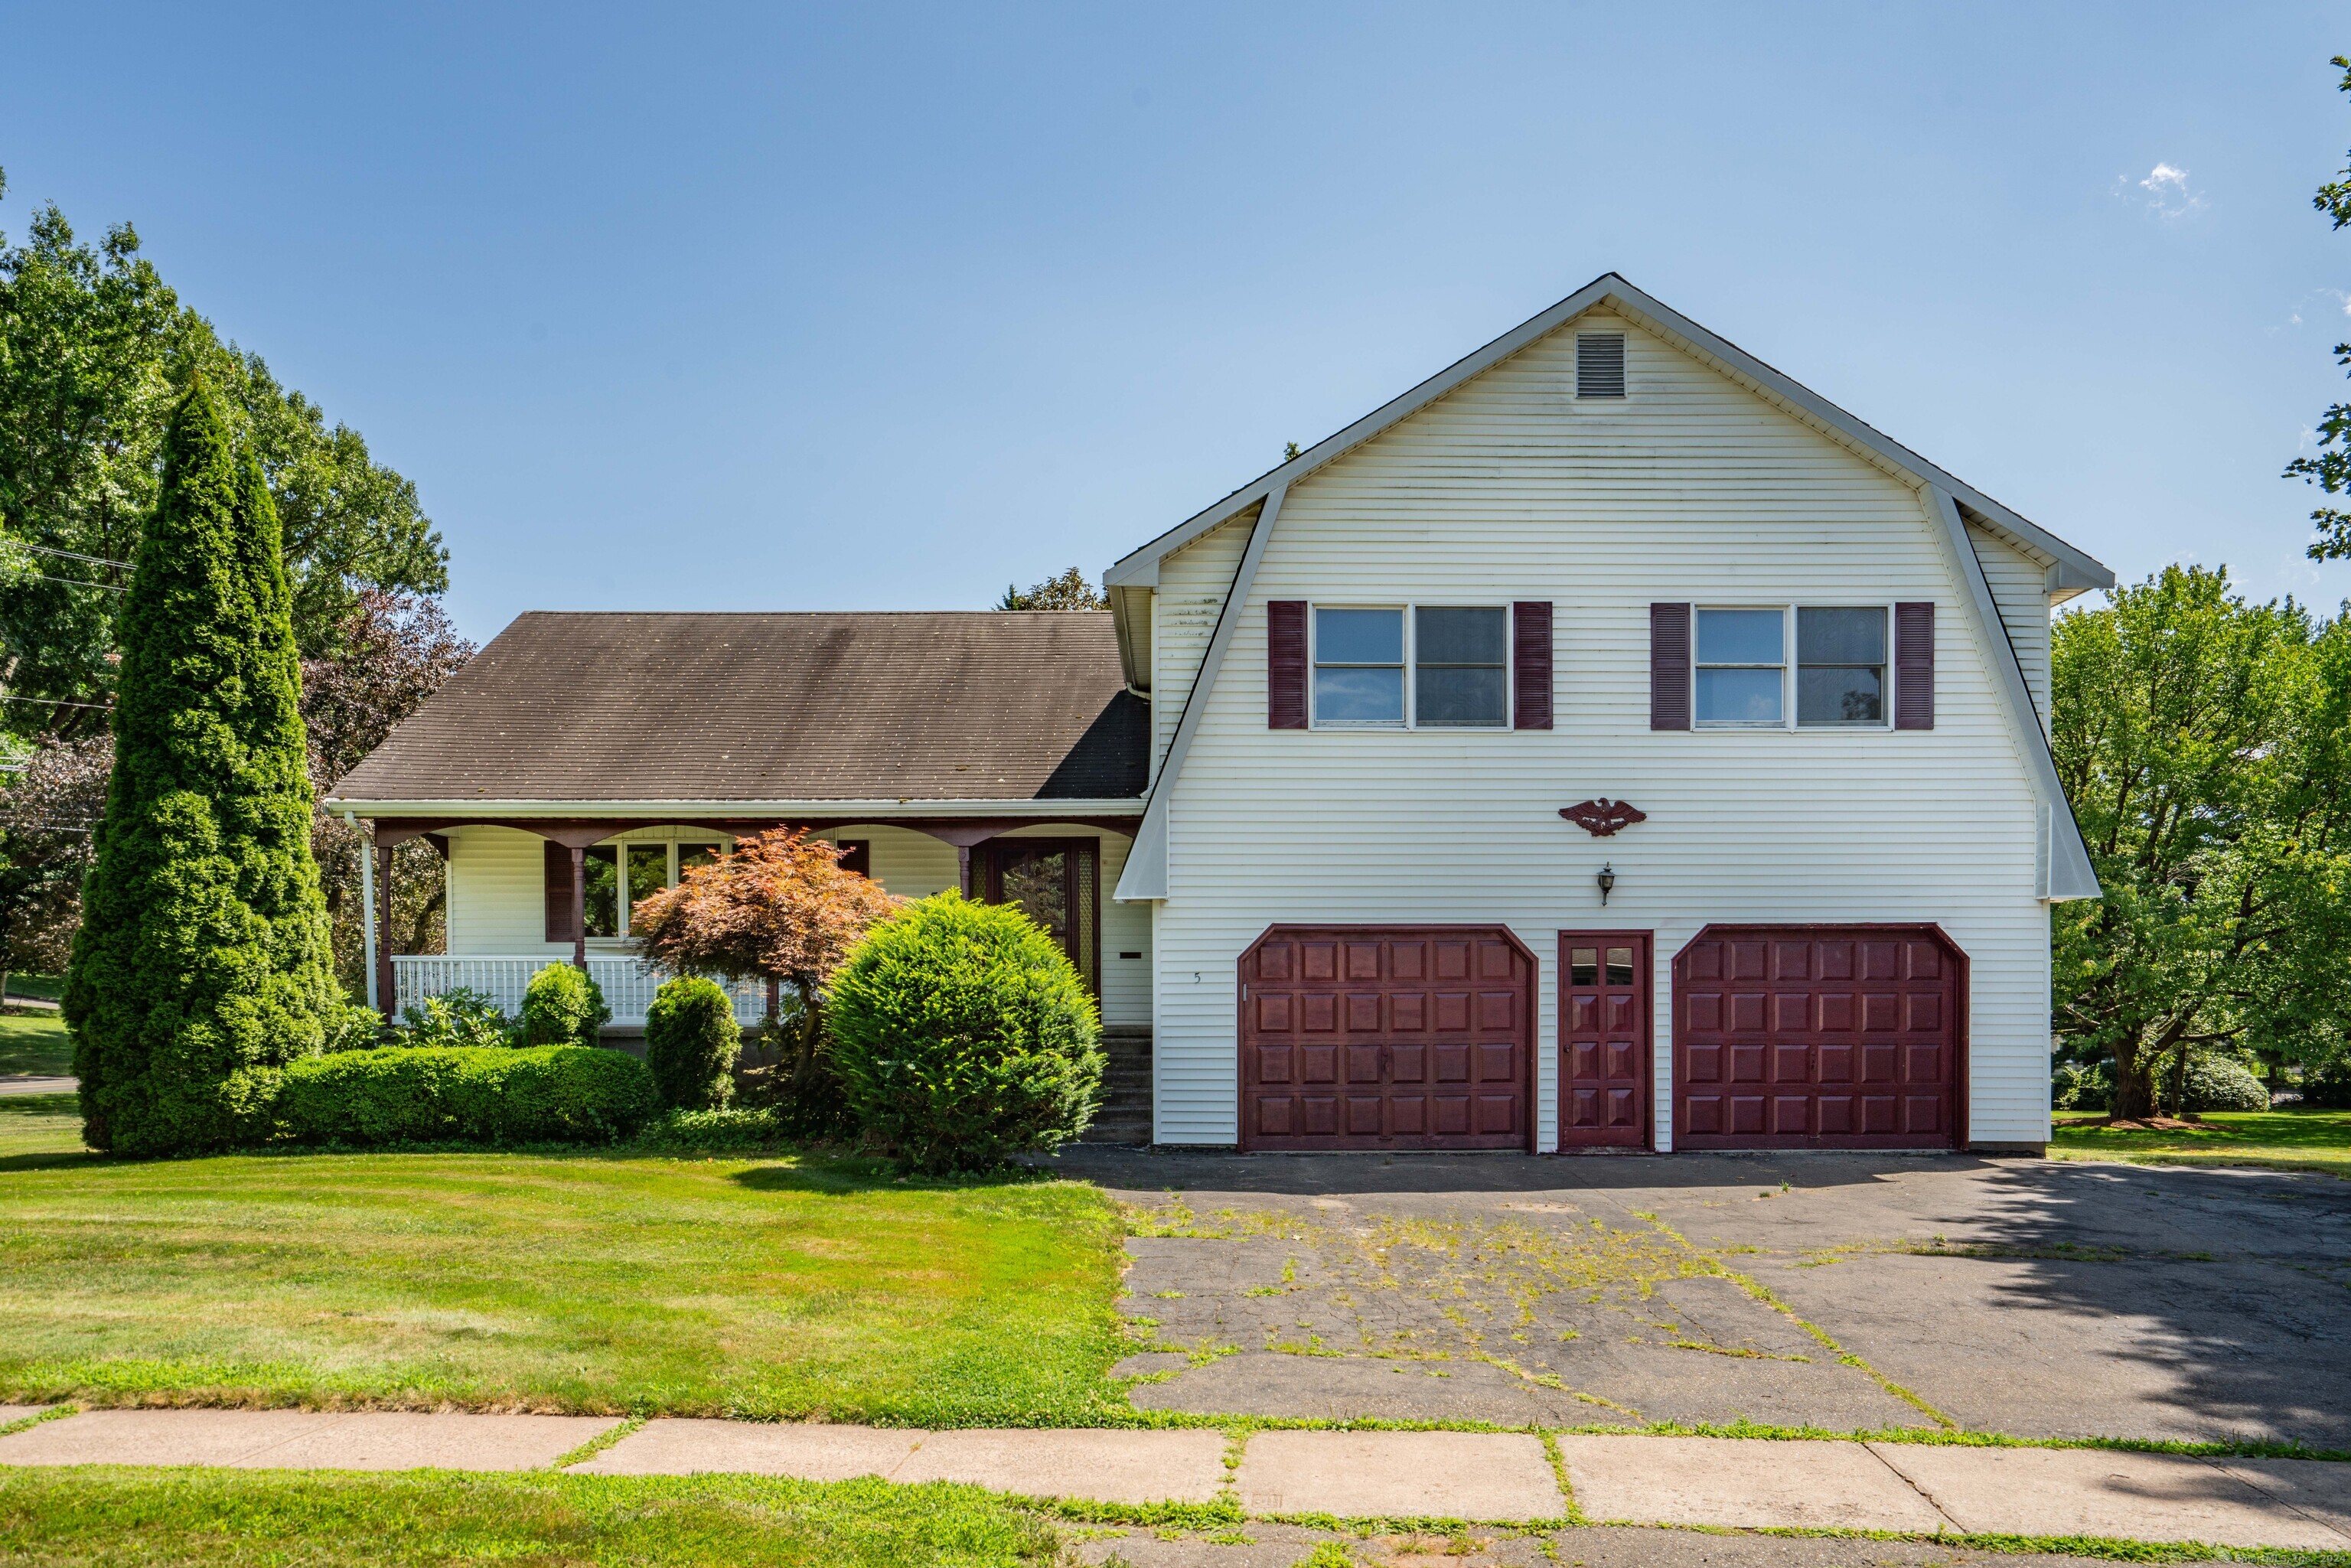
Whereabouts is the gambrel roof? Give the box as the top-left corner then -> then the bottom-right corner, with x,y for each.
1107,275 -> 2110,903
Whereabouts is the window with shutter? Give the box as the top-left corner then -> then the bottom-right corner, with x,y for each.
1650,603 -> 1692,730
1895,601 -> 1935,729
1512,601 -> 1553,729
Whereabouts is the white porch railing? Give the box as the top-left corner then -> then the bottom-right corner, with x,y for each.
390,955 -> 770,1029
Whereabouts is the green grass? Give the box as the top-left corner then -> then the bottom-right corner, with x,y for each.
0,1467 -> 1062,1566
0,1100 -> 1130,1425
2051,1107 -> 2351,1175
0,1009 -> 70,1077
2,971 -> 62,1002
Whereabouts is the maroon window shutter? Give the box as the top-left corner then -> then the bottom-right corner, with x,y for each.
1267,600 -> 1308,729
1895,601 -> 1935,729
1512,601 -> 1554,730
543,839 -> 575,943
1650,603 -> 1691,731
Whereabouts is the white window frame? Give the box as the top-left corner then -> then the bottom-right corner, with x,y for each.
589,834 -> 729,943
1307,601 -> 1513,732
1691,603 -> 1895,733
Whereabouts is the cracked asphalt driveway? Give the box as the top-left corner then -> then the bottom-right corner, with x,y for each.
1055,1148 -> 2351,1445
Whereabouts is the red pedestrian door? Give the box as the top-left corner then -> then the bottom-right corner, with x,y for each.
1558,931 -> 1652,1148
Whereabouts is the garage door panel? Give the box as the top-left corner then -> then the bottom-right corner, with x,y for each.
1241,925 -> 1531,1150
1677,924 -> 1961,1149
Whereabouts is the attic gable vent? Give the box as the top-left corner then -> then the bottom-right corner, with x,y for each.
1577,332 -> 1626,399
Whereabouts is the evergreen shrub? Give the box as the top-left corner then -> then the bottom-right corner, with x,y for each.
322,998 -> 390,1053
64,378 -> 336,1154
828,892 -> 1103,1174
2182,1054 -> 2271,1113
274,1045 -> 655,1146
516,963 -> 610,1048
644,976 -> 740,1110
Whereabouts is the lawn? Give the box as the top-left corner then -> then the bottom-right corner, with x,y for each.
0,1467 -> 1062,1567
2051,1107 -> 2351,1175
2,971 -> 62,1002
0,1096 -> 1131,1425
0,1009 -> 71,1077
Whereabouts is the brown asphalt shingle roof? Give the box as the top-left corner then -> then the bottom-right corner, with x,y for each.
329,611 -> 1147,804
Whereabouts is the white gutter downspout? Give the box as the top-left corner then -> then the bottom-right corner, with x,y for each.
1114,482 -> 1286,901
347,810 -> 378,1012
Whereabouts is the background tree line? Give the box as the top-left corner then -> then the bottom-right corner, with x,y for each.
0,170 -> 470,997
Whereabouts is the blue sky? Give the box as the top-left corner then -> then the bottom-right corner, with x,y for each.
4,3 -> 2348,641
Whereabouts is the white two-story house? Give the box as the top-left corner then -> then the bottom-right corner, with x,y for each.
331,274 -> 2110,1155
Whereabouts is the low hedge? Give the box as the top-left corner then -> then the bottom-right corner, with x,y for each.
274,1045 -> 657,1147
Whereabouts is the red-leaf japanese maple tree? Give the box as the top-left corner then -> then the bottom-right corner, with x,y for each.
628,828 -> 903,1098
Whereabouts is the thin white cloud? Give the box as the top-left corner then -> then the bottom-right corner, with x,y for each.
2123,161 -> 2204,219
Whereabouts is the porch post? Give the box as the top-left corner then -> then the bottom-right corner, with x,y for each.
957,844 -> 972,897
352,812 -> 380,1015
373,842 -> 396,1021
569,845 -> 588,970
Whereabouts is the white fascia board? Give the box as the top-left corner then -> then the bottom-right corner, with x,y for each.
1926,485 -> 2101,901
1114,482 -> 1285,901
326,797 -> 1147,819
1104,274 -> 2115,597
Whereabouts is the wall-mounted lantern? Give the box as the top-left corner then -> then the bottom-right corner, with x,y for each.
1597,862 -> 1616,905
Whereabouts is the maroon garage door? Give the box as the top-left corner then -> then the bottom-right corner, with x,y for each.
1673,924 -> 1965,1150
1240,926 -> 1534,1151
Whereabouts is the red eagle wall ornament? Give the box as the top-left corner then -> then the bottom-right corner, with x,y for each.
1560,798 -> 1647,837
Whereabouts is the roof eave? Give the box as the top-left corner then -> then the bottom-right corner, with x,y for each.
326,797 -> 1149,819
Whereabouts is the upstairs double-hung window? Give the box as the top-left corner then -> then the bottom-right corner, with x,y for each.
1312,605 -> 1508,728
1694,606 -> 1888,729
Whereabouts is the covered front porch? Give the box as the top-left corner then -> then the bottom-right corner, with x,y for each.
349,809 -> 1149,1030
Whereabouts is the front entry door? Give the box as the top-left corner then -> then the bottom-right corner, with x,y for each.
1558,931 -> 1652,1149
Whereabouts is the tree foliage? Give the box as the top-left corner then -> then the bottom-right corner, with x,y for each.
628,827 -> 902,1109
644,975 -> 742,1110
2287,57 -> 2351,559
995,566 -> 1107,611
2052,566 -> 2351,1117
64,377 -> 336,1153
0,171 -> 448,737
0,733 -> 106,975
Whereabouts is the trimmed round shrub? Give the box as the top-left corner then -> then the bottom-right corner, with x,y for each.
644,976 -> 741,1110
828,892 -> 1103,1174
2182,1054 -> 2270,1113
275,1045 -> 656,1146
517,963 -> 611,1048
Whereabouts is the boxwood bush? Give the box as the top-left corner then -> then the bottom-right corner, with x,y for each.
517,963 -> 611,1048
274,1044 -> 657,1147
828,892 -> 1103,1174
644,976 -> 740,1110
2182,1053 -> 2271,1113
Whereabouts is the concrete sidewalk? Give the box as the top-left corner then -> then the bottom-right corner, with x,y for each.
2,1409 -> 2348,1548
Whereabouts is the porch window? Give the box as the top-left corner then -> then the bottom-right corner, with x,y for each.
581,846 -> 621,938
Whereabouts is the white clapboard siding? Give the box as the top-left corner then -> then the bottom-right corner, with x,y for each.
1150,310 -> 2053,1149
1152,513 -> 1253,778
1969,523 -> 2055,731
440,820 -> 1149,1026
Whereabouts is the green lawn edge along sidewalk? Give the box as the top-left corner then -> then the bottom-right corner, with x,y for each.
0,1010 -> 71,1079
0,1095 -> 1131,1426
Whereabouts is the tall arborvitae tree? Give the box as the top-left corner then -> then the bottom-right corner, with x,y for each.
64,377 -> 334,1153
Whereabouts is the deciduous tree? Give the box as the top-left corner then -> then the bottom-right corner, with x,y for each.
628,828 -> 902,1107
2285,57 -> 2351,559
2052,566 -> 2351,1118
995,567 -> 1106,611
